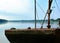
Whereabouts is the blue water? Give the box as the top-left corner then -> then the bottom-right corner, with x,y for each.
0,21 -> 59,43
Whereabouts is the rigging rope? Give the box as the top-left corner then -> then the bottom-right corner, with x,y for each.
36,2 -> 48,28
55,0 -> 60,12
36,7 -> 48,28
36,2 -> 45,20
36,2 -> 45,14
36,9 -> 40,20
41,11 -> 48,28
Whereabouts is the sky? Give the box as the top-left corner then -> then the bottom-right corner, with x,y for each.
0,0 -> 60,20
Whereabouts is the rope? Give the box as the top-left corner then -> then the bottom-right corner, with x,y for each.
36,2 -> 45,14
55,0 -> 60,12
41,11 -> 48,28
36,1 -> 47,28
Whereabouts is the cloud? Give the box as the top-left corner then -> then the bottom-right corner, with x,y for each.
0,15 -> 10,20
0,0 -> 33,14
0,0 -> 34,20
0,14 -> 18,20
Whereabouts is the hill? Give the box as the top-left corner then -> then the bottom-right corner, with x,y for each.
0,19 -> 8,24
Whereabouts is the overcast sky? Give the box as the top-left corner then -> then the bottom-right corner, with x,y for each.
0,0 -> 60,20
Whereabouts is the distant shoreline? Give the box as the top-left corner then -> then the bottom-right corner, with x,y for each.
8,19 -> 59,23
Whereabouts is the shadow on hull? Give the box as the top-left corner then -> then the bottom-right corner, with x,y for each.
5,34 -> 55,43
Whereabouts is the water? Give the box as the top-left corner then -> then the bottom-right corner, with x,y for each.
0,21 -> 59,43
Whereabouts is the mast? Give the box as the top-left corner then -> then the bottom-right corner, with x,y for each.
34,0 -> 36,29
47,0 -> 53,28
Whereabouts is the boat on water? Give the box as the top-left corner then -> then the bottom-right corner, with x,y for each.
5,0 -> 60,43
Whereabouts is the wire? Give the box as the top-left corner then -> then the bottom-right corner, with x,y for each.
36,2 -> 45,14
55,0 -> 60,12
36,9 -> 40,20
36,2 -> 48,28
41,11 -> 48,28
36,1 -> 48,28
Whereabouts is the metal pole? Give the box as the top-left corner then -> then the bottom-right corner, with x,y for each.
34,0 -> 36,29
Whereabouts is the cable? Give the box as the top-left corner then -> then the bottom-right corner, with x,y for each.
36,2 -> 45,14
36,9 -> 40,20
36,2 -> 48,28
41,11 -> 48,28
55,0 -> 60,12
